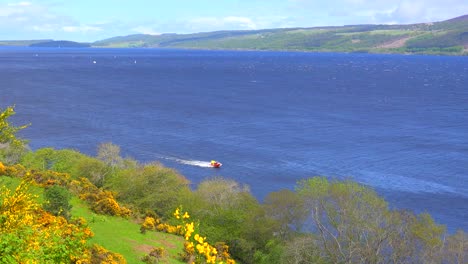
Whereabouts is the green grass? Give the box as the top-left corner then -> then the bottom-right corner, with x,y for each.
71,197 -> 185,264
0,176 -> 21,189
285,29 -> 330,35
337,30 -> 411,36
0,176 -> 44,202
0,176 -> 185,263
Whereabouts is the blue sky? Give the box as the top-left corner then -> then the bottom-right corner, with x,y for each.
0,0 -> 467,42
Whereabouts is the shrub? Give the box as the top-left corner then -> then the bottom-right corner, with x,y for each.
0,181 -> 93,263
43,185 -> 72,220
108,163 -> 190,217
141,247 -> 166,264
140,216 -> 160,233
0,106 -> 29,148
173,207 -> 236,264
89,244 -> 127,264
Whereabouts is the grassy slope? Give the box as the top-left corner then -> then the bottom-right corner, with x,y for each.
0,176 -> 184,264
71,198 -> 185,264
0,176 -> 44,202
93,15 -> 468,55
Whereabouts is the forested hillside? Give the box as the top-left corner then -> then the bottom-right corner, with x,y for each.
93,15 -> 468,55
1,106 -> 467,263
2,15 -> 466,55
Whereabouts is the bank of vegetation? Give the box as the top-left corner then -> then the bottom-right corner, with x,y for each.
1,15 -> 466,56
92,15 -> 468,56
1,105 -> 466,263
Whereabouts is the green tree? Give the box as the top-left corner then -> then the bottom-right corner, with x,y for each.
0,106 -> 28,146
109,162 -> 190,216
263,189 -> 306,240
253,240 -> 284,264
410,212 -> 446,263
442,230 -> 467,264
97,142 -> 124,168
296,177 -> 401,263
74,156 -> 110,187
281,235 -> 326,264
21,148 -> 86,172
183,177 -> 276,264
43,185 -> 72,220
0,106 -> 29,164
21,148 -> 56,170
293,177 -> 451,263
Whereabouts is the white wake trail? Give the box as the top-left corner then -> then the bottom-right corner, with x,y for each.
159,155 -> 213,168
175,159 -> 213,168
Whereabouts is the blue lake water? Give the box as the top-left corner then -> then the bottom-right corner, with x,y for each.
1,47 -> 467,231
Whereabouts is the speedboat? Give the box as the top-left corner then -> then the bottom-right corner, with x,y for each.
210,160 -> 222,168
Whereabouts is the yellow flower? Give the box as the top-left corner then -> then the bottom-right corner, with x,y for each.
173,208 -> 180,219
198,236 -> 204,244
196,244 -> 205,254
183,212 -> 190,219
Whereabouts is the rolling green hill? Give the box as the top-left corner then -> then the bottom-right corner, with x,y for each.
0,39 -> 53,46
94,15 -> 468,55
29,40 -> 91,48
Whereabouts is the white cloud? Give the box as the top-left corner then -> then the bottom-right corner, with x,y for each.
387,0 -> 468,23
188,16 -> 258,31
223,16 -> 257,29
0,2 -> 73,30
62,25 -> 102,33
128,15 -> 294,35
8,1 -> 32,7
31,24 -> 55,32
0,1 -> 106,41
289,0 -> 468,25
132,26 -> 160,35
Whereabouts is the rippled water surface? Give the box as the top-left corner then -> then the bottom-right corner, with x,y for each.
1,48 -> 467,231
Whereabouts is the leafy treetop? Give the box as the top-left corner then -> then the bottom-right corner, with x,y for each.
0,106 -> 29,147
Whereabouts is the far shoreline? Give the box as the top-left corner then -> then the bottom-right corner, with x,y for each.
1,45 -> 467,57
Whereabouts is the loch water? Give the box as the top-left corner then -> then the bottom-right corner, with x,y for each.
1,47 -> 467,231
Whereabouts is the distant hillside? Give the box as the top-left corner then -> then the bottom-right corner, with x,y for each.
94,15 -> 468,55
0,39 -> 53,46
30,40 -> 90,48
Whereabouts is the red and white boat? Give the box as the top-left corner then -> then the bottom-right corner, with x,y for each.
210,160 -> 222,168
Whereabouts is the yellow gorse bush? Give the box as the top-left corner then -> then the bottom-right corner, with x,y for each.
0,161 -> 5,174
77,178 -> 132,217
141,216 -> 158,231
173,207 -> 236,264
140,207 -> 235,263
0,160 -> 132,217
0,180 -> 93,263
0,106 -> 29,147
0,164 -> 128,263
86,244 -> 127,264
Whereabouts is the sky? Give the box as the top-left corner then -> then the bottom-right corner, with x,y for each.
0,0 -> 467,42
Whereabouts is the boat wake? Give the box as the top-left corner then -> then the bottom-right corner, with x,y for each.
160,156 -> 213,168
175,159 -> 213,168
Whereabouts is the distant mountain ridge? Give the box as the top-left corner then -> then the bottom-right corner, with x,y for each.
0,39 -> 53,46
30,40 -> 91,48
93,15 -> 468,55
1,15 -> 467,55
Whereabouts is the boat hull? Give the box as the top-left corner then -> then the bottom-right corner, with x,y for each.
211,162 -> 222,168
